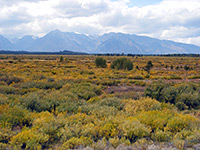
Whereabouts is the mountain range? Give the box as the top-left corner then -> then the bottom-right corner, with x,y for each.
0,30 -> 200,54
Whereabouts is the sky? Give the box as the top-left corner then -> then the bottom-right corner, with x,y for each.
0,0 -> 200,46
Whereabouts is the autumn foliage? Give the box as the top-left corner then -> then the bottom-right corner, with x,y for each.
0,55 -> 200,149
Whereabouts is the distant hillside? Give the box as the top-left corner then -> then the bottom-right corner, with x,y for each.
0,35 -> 15,50
0,30 -> 200,54
0,50 -> 88,55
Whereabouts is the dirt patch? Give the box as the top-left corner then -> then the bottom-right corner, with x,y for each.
105,85 -> 145,94
104,79 -> 200,94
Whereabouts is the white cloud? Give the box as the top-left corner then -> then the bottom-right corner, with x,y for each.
0,0 -> 200,46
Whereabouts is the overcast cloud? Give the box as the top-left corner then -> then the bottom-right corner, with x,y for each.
0,0 -> 200,46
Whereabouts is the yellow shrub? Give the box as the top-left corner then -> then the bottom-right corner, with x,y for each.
165,114 -> 199,133
153,129 -> 172,142
119,118 -> 150,141
109,137 -> 120,148
60,136 -> 92,149
124,97 -> 161,115
10,127 -> 49,150
136,110 -> 174,130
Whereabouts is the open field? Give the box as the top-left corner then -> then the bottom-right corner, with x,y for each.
0,55 -> 200,150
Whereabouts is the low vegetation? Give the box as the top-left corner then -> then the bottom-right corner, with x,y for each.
111,58 -> 133,70
0,55 -> 200,150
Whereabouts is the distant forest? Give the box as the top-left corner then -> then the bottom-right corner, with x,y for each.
0,50 -> 200,57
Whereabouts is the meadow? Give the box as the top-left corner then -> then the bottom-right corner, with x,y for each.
0,55 -> 200,150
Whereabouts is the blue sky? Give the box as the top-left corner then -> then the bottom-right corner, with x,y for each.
127,0 -> 162,7
0,0 -> 200,46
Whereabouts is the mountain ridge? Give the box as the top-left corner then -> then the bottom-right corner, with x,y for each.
0,30 -> 200,54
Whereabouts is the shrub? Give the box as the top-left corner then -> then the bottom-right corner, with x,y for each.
145,82 -> 200,110
124,97 -> 161,115
166,75 -> 182,80
144,81 -> 168,101
132,75 -> 144,80
60,136 -> 92,149
175,92 -> 200,110
10,128 -> 49,150
20,92 -> 48,112
85,105 -> 118,117
81,123 -> 99,141
0,106 -> 31,129
175,101 -> 188,110
70,83 -> 102,100
57,99 -> 85,114
136,110 -> 174,131
119,118 -> 150,142
187,75 -> 200,79
135,81 -> 146,86
59,56 -> 64,62
97,79 -> 121,86
98,97 -> 123,110
153,129 -> 172,142
109,137 -> 121,148
165,114 -> 199,133
0,127 -> 15,143
161,87 -> 177,104
0,76 -> 22,85
176,83 -> 198,94
111,58 -> 133,70
184,65 -> 190,70
95,57 -> 107,68
99,120 -> 120,139
0,85 -> 16,94
32,112 -> 65,141
174,129 -> 193,140
144,61 -> 153,73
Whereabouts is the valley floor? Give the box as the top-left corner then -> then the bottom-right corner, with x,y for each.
0,55 -> 200,150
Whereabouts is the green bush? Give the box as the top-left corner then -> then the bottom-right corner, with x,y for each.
95,57 -> 107,68
98,79 -> 121,86
144,81 -> 167,101
0,85 -> 16,94
0,76 -> 22,85
70,83 -> 102,100
161,87 -> 177,104
20,92 -> 48,112
167,75 -> 182,80
144,61 -> 153,73
145,82 -> 200,110
175,92 -> 199,110
98,97 -> 123,110
187,75 -> 200,79
111,58 -> 133,70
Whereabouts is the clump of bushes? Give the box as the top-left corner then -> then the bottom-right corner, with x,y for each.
0,76 -> 22,85
10,127 -> 49,150
111,58 -> 133,70
70,83 -> 102,100
132,75 -> 144,80
145,81 -> 200,110
19,80 -> 65,90
144,61 -> 153,73
124,97 -> 161,115
95,57 -> 107,68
